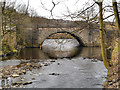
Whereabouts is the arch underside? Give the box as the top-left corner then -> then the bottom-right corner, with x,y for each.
41,31 -> 85,47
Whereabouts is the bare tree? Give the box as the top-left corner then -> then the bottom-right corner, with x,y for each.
0,2 -> 3,59
112,0 -> 120,33
94,0 -> 110,69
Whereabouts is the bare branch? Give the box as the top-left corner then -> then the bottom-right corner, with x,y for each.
40,0 -> 60,18
40,0 -> 50,11
79,3 -> 96,15
25,0 -> 29,14
50,0 -> 60,18
103,14 -> 114,20
74,0 -> 79,5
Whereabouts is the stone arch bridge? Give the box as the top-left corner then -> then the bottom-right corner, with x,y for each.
23,28 -> 115,47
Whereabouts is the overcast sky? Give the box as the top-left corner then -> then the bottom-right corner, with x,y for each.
18,0 -> 92,19
1,0 -> 120,20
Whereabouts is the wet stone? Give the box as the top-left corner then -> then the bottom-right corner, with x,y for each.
21,70 -> 26,74
32,78 -> 35,80
44,63 -> 50,66
12,74 -> 19,78
12,82 -> 22,86
57,63 -> 60,65
50,60 -> 56,62
21,78 -> 25,81
91,59 -> 98,62
23,81 -> 32,85
49,73 -> 60,76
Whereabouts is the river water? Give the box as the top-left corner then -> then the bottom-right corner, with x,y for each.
0,39 -> 107,88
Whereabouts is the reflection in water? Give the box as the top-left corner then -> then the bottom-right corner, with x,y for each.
42,39 -> 81,58
15,39 -> 102,60
18,48 -> 48,60
42,39 -> 80,51
79,47 -> 102,60
43,47 -> 81,59
42,39 -> 102,59
17,47 -> 102,60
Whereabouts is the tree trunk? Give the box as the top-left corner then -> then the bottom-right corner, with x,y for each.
0,2 -> 2,35
112,0 -> 120,33
112,0 -> 120,67
98,2 -> 110,70
0,2 -> 2,60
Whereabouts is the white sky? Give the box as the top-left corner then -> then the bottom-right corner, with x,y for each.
1,0 -> 120,20
18,0 -> 91,19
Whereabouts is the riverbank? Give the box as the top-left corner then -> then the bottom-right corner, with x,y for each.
103,63 -> 120,88
0,30 -> 24,60
104,38 -> 120,89
0,46 -> 22,60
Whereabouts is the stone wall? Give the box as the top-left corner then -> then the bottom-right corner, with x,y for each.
23,28 -> 117,47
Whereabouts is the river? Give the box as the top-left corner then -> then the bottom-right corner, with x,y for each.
0,39 -> 107,88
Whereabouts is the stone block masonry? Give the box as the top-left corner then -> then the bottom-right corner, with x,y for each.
23,28 -> 117,48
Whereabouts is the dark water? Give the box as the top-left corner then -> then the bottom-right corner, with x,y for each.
17,39 -> 102,60
17,46 -> 102,60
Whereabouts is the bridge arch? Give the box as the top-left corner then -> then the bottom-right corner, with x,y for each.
40,31 -> 84,49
